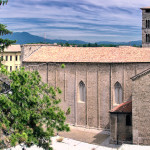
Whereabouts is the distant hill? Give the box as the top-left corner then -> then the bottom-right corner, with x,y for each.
0,32 -> 142,46
0,32 -> 87,45
97,41 -> 142,46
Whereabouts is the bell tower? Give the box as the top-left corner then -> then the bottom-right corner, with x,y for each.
141,7 -> 150,47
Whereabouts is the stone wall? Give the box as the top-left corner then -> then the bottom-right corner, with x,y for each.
23,62 -> 150,129
22,42 -> 150,130
110,113 -> 132,144
132,72 -> 150,145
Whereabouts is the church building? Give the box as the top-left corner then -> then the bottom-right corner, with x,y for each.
21,7 -> 150,145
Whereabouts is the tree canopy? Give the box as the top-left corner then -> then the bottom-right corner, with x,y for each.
0,1 -> 70,150
0,0 -> 16,55
0,67 -> 70,150
0,0 -> 8,5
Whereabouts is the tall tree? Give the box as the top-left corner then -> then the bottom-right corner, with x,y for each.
0,0 -> 8,5
0,1 -> 70,150
0,0 -> 16,55
0,67 -> 70,150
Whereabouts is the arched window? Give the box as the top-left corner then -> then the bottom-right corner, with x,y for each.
79,81 -> 85,102
114,82 -> 122,104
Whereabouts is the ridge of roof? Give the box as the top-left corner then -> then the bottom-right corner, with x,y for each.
131,68 -> 150,81
110,100 -> 132,113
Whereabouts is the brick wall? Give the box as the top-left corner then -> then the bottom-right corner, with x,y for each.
23,58 -> 150,130
110,113 -> 132,144
132,72 -> 150,145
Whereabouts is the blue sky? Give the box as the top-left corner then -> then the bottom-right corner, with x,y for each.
0,0 -> 149,42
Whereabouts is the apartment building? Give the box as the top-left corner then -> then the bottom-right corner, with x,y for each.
1,45 -> 21,71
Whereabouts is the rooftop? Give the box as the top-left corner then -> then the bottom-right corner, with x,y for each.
141,7 -> 150,10
3,45 -> 21,52
23,46 -> 150,63
110,100 -> 132,113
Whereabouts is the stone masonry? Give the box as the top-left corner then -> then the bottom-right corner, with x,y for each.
22,45 -> 150,130
141,7 -> 150,47
132,70 -> 150,145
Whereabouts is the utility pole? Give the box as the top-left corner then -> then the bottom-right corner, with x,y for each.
44,32 -> 46,43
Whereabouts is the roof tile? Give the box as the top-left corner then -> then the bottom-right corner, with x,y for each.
23,46 -> 150,63
110,100 -> 132,113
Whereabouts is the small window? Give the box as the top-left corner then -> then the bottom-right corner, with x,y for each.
10,56 -> 12,61
16,55 -> 18,61
10,66 -> 12,72
5,66 -> 8,70
126,115 -> 132,126
146,20 -> 150,28
20,55 -> 21,60
146,34 -> 150,43
79,81 -> 86,102
16,66 -> 18,70
5,56 -> 8,61
1,56 -> 3,61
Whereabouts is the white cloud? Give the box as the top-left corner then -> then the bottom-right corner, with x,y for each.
0,0 -> 146,42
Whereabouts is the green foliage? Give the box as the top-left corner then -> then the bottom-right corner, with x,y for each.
0,2 -> 16,53
66,107 -> 71,115
61,64 -> 65,69
64,42 -> 70,47
0,0 -> 8,5
0,66 -> 70,149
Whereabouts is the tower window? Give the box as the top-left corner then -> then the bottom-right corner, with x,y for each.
79,81 -> 86,102
146,20 -> 150,28
114,82 -> 123,104
146,34 -> 150,43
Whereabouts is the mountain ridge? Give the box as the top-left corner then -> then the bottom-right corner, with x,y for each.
0,32 -> 142,46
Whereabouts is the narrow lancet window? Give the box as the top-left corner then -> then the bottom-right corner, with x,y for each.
114,82 -> 122,104
79,81 -> 85,102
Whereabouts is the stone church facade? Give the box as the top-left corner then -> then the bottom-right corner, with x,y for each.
20,6 -> 150,145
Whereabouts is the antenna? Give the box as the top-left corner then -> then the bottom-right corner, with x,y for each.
44,32 -> 46,43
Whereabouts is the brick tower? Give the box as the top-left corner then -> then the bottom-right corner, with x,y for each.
141,7 -> 150,47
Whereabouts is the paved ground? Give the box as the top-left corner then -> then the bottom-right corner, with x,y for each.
59,126 -> 110,145
52,136 -> 118,150
58,125 -> 121,149
6,138 -> 150,150
5,126 -> 150,150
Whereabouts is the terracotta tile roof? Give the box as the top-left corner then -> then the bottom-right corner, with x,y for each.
23,46 -> 150,63
110,100 -> 132,113
4,45 -> 21,52
141,7 -> 150,9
